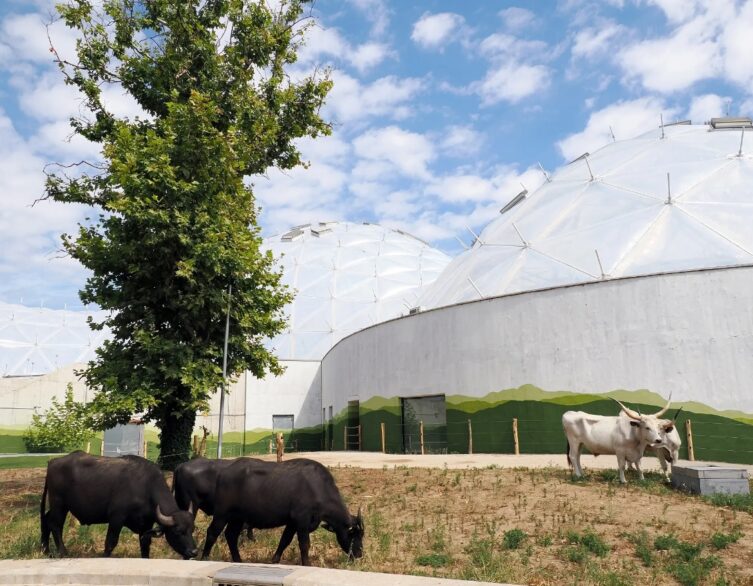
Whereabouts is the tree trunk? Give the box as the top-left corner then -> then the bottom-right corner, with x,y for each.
158,408 -> 196,471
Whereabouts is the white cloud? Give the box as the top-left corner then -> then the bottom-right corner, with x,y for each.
346,0 -> 391,36
440,126 -> 484,158
349,42 -> 393,73
645,0 -> 705,23
499,7 -> 537,31
686,94 -> 730,124
324,72 -> 425,124
571,22 -> 625,59
618,20 -> 721,93
16,72 -> 82,122
473,63 -> 550,106
556,97 -> 679,161
0,12 -> 78,66
0,111 -> 91,306
353,126 -> 435,179
618,1 -> 741,94
298,26 -> 392,73
479,33 -> 549,61
30,120 -> 101,161
425,175 -> 497,204
720,1 -> 753,93
411,12 -> 466,50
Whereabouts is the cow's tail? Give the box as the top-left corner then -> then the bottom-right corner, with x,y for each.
566,440 -> 572,468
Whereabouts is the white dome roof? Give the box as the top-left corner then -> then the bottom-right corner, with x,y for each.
419,122 -> 753,309
265,222 -> 451,359
0,302 -> 109,376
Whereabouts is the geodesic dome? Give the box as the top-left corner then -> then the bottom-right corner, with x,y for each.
0,302 -> 109,376
419,121 -> 753,309
264,222 -> 451,359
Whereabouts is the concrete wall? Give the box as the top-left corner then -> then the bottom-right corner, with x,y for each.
321,266 -> 753,461
242,360 -> 323,452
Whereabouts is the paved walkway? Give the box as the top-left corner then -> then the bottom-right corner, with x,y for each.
254,451 -> 753,473
0,558 -> 509,586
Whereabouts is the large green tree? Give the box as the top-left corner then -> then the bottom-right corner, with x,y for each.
45,0 -> 331,469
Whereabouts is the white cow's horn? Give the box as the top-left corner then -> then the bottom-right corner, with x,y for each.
653,393 -> 673,418
610,397 -> 641,420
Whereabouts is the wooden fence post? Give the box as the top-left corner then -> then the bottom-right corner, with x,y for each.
419,421 -> 425,455
686,419 -> 695,461
380,422 -> 386,453
468,419 -> 473,455
192,435 -> 198,455
85,441 -> 91,454
100,439 -> 105,456
513,418 -> 520,455
276,432 -> 284,463
143,440 -> 148,458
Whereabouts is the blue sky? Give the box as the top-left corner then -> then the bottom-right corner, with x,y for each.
1,0 -> 752,309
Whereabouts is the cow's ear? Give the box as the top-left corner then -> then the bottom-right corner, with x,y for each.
629,421 -> 640,427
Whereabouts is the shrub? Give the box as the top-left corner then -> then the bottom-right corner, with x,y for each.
23,385 -> 94,453
710,531 -> 742,550
502,528 -> 527,550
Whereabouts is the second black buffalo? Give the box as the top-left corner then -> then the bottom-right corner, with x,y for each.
201,457 -> 363,565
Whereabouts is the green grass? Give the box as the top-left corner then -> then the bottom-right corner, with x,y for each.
415,553 -> 451,567
709,531 -> 742,550
703,492 -> 753,514
0,455 -> 58,470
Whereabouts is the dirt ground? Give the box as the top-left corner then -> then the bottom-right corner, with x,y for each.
1,455 -> 752,585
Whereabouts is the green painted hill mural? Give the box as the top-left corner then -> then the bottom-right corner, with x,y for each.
354,385 -> 753,465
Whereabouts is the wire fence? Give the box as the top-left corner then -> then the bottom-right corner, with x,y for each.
5,414 -> 753,465
345,416 -> 753,464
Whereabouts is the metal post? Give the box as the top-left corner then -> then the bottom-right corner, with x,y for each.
419,421 -> 425,455
217,285 -> 232,459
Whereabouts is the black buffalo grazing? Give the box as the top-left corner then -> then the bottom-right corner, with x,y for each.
200,457 -> 364,565
172,457 -> 254,539
41,451 -> 198,559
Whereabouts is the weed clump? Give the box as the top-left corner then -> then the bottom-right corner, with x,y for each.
502,528 -> 526,550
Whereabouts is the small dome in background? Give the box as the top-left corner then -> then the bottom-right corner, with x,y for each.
419,121 -> 753,309
264,221 -> 451,360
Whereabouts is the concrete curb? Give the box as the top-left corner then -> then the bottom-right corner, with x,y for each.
0,559 -> 514,586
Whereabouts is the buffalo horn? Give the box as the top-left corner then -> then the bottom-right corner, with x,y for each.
610,397 -> 641,421
653,393 -> 673,418
187,501 -> 194,516
156,505 -> 175,527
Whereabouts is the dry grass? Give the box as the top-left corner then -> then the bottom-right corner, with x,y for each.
2,464 -> 752,585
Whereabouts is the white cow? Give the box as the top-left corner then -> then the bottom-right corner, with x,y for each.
625,408 -> 683,481
562,396 -> 674,483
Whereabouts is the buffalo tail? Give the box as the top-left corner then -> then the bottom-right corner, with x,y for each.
40,474 -> 48,542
